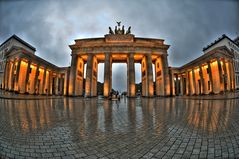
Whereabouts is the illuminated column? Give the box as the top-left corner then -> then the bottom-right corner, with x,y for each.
64,67 -> 70,96
229,60 -> 234,91
41,67 -> 47,94
55,76 -> 59,95
146,54 -> 154,97
222,59 -> 228,91
85,54 -> 93,97
127,53 -> 135,97
217,58 -> 223,92
25,60 -> 32,93
161,54 -> 170,96
14,57 -> 22,92
192,69 -> 197,95
4,60 -> 10,90
91,56 -> 98,96
180,75 -> 184,95
175,74 -> 179,95
207,61 -> 214,93
104,53 -> 112,97
10,59 -> 17,91
186,71 -> 190,95
33,65 -> 40,94
48,71 -> 53,95
69,53 -> 78,96
199,66 -> 205,94
169,69 -> 174,96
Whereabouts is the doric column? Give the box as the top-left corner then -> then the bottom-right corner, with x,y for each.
69,53 -> 78,96
199,66 -> 205,94
25,60 -> 32,93
3,60 -> 10,90
222,59 -> 228,91
104,53 -> 112,97
192,69 -> 197,95
42,67 -> 47,94
33,65 -> 40,94
146,54 -> 154,97
10,59 -> 17,91
47,71 -> 51,95
217,58 -> 223,92
229,60 -> 234,91
55,76 -> 59,95
85,54 -> 93,97
161,54 -> 169,96
186,71 -> 191,95
175,74 -> 179,95
15,57 -> 22,92
64,67 -> 71,96
127,53 -> 135,97
180,75 -> 184,95
207,61 -> 214,93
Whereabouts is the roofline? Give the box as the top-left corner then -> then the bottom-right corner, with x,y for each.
180,46 -> 233,70
203,34 -> 238,51
73,35 -> 166,42
0,34 -> 36,51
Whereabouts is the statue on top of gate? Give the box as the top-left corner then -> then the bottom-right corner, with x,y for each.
109,22 -> 131,35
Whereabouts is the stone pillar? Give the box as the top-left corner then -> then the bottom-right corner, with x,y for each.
217,58 -> 223,92
169,69 -> 175,96
192,69 -> 197,95
34,65 -> 40,94
25,60 -> 32,93
55,76 -> 59,95
10,59 -> 17,91
186,71 -> 191,95
180,75 -> 184,95
146,54 -> 154,97
85,54 -> 93,97
222,59 -> 228,91
104,53 -> 112,97
175,74 -> 179,95
42,67 -> 47,94
64,67 -> 71,96
199,66 -> 205,94
2,60 -> 8,89
207,61 -> 214,93
4,60 -> 10,90
48,71 -> 53,95
14,57 -> 22,92
162,54 -> 170,96
127,53 -> 135,97
69,53 -> 78,96
229,60 -> 234,91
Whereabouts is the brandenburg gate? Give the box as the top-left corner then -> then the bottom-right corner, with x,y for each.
68,22 -> 170,97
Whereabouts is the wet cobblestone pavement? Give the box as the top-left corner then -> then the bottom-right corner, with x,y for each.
1,97 -> 239,159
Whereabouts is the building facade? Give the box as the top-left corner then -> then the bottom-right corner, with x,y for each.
0,27 -> 237,97
0,35 -> 65,95
203,34 -> 239,89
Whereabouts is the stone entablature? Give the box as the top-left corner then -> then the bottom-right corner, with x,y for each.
70,35 -> 168,50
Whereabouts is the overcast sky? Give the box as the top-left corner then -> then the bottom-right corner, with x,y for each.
0,0 -> 238,92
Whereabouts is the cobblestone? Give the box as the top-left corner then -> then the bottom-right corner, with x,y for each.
0,97 -> 239,158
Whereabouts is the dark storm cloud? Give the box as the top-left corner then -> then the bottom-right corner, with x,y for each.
0,0 -> 239,90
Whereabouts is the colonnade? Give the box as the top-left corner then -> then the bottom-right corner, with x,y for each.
173,57 -> 235,96
2,56 -> 64,95
67,52 -> 171,97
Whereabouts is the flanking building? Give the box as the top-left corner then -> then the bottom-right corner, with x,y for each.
0,26 -> 238,97
0,35 -> 65,95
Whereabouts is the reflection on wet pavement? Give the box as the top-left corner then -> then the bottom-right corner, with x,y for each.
0,97 -> 239,158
